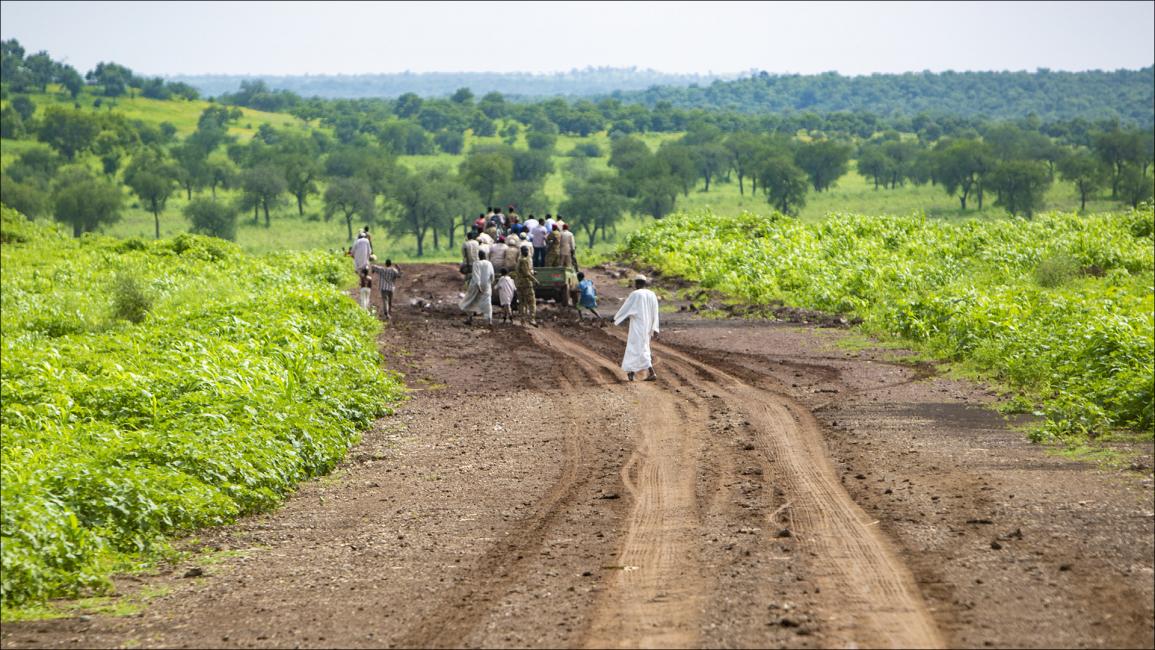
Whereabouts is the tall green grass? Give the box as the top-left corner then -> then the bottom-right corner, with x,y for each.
623,206 -> 1155,440
0,206 -> 404,611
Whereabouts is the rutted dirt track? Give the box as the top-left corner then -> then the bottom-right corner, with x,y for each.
3,264 -> 1152,649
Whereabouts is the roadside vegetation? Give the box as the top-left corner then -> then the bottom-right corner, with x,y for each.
0,207 -> 404,612
623,206 -> 1154,441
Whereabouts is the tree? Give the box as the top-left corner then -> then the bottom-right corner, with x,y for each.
0,173 -> 50,218
184,197 -> 238,241
758,155 -> 809,216
394,92 -> 423,118
23,51 -> 55,92
52,168 -> 124,236
478,91 -> 506,119
459,152 -> 513,207
856,143 -> 893,190
794,140 -> 851,192
205,155 -> 238,199
124,149 -> 179,238
1118,166 -> 1154,208
450,87 -> 474,105
634,173 -> 680,219
0,105 -> 24,139
560,172 -> 629,248
434,130 -> 465,154
277,136 -> 321,216
240,165 -> 287,227
386,167 -> 478,256
691,142 -> 731,192
1057,149 -> 1107,212
87,61 -> 136,97
723,132 -> 762,195
988,160 -> 1051,218
526,128 -> 557,152
1093,129 -> 1145,199
11,96 -> 35,121
172,142 -> 209,200
656,143 -> 698,196
933,139 -> 993,210
324,177 -> 374,241
37,107 -> 100,161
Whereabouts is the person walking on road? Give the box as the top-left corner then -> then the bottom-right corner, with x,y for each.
614,274 -> 660,382
460,250 -> 495,326
514,244 -> 540,326
370,259 -> 402,321
576,272 -> 600,320
350,232 -> 372,274
495,268 -> 517,324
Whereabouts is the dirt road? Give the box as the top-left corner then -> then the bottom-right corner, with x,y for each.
3,263 -> 1152,649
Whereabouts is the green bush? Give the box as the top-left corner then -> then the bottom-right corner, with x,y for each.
1,206 -> 404,609
623,207 -> 1154,440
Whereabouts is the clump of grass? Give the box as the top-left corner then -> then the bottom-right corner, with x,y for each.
110,273 -> 153,323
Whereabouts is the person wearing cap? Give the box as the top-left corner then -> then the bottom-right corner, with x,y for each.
613,274 -> 660,381
544,223 -> 562,267
350,231 -> 373,274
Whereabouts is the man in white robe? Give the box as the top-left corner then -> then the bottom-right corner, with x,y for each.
350,233 -> 372,273
614,275 -> 660,382
459,250 -> 494,326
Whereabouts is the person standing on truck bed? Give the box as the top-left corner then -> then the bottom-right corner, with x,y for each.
545,223 -> 562,267
558,223 -> 577,271
530,219 -> 549,268
614,274 -> 660,382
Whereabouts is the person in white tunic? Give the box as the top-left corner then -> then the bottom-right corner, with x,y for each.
350,233 -> 372,273
613,275 -> 660,382
459,250 -> 495,326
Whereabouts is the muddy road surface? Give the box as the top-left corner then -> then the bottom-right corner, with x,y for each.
3,263 -> 1152,649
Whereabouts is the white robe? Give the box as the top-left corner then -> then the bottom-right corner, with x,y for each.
459,259 -> 494,320
614,288 -> 660,372
351,238 -> 372,271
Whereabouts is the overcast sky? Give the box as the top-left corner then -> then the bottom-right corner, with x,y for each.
2,1 -> 1152,76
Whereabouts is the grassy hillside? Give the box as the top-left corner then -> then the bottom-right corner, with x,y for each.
0,86 -> 1138,260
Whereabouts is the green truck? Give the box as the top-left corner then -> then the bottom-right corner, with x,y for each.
534,266 -> 579,306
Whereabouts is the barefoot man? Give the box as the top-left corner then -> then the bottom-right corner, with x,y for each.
614,274 -> 660,382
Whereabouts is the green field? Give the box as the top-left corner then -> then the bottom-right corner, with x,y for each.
623,207 -> 1155,441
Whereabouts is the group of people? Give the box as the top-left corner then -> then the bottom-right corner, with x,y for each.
459,206 -> 592,328
350,227 -> 403,321
462,207 -> 579,271
349,217 -> 660,382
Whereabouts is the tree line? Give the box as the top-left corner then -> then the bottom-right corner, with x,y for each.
1,41 -> 1152,252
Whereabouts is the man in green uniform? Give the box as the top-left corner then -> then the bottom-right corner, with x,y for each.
514,244 -> 540,326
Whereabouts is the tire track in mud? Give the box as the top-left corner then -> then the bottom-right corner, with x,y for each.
535,329 -> 710,649
395,338 -> 607,648
573,329 -> 944,649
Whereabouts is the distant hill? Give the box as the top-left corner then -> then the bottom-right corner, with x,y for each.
164,67 -> 740,100
606,67 -> 1155,126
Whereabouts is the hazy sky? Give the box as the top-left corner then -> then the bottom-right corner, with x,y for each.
2,1 -> 1152,76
